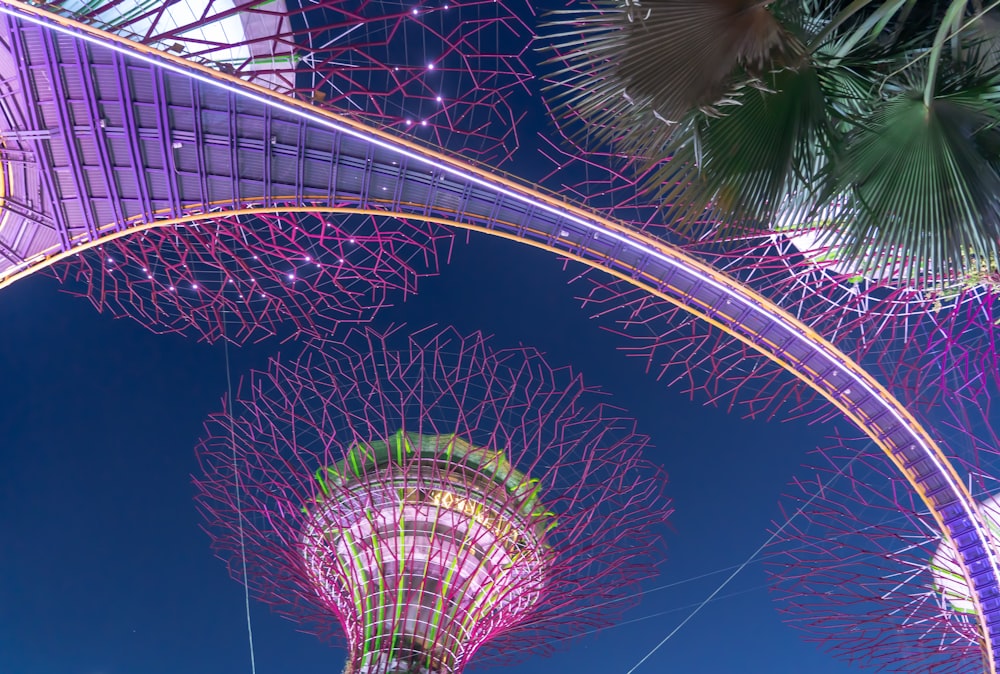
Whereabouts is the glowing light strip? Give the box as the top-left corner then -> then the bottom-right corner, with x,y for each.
2,5 -> 998,666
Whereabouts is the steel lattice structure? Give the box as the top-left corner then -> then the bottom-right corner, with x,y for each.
766,392 -> 1000,672
12,0 -> 531,341
6,7 -> 1000,667
558,236 -> 996,421
537,128 -> 834,422
49,210 -> 450,342
195,326 -> 671,672
538,10 -> 1000,411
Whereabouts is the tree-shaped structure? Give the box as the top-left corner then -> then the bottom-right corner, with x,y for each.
195,326 -> 671,671
766,392 -> 1000,672
50,0 -> 531,160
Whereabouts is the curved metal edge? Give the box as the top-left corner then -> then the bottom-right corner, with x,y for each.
1,3 -> 998,668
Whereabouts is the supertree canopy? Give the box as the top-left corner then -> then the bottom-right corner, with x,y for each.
13,0 -> 531,342
765,391 -> 1000,672
49,212 -> 451,343
195,326 -> 671,672
555,211 -> 1000,417
538,0 -> 1000,408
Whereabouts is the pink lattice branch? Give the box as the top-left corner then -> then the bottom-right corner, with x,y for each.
51,211 -> 450,343
35,0 -> 537,344
537,92 -> 1000,412
535,5 -> 1000,408
49,0 -> 533,165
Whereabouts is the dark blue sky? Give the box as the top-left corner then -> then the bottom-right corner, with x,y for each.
0,230 -> 864,674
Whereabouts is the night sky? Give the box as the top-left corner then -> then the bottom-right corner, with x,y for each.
1,229 -> 867,674
0,1 -> 943,670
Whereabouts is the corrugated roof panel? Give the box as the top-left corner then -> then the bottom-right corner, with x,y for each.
167,107 -> 195,135
235,114 -> 265,142
205,146 -> 234,179
163,74 -> 193,107
90,63 -> 121,99
60,198 -> 83,230
126,65 -> 156,104
54,168 -> 77,195
77,135 -> 100,166
207,176 -> 237,205
67,100 -> 92,127
84,168 -> 108,200
96,101 -> 123,129
134,102 -> 160,130
147,170 -> 168,202
93,199 -> 117,228
60,67 -> 85,101
139,137 -> 165,171
106,136 -> 132,167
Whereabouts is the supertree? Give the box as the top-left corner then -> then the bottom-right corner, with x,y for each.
536,1 -> 1000,410
764,390 -> 1000,672
9,0 -> 532,342
195,325 -> 672,672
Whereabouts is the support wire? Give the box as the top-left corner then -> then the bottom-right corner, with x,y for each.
624,444 -> 864,673
221,269 -> 258,674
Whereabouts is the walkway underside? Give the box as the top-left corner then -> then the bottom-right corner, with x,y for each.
1,4 -> 1000,670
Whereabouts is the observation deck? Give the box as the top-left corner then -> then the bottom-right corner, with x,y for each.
1,3 -> 1000,670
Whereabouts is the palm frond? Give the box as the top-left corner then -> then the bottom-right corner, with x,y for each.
540,0 -> 1000,287
652,65 -> 838,235
541,0 -> 802,140
617,0 -> 799,120
821,81 -> 1000,285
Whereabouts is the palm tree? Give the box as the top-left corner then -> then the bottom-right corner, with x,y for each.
542,0 -> 1000,288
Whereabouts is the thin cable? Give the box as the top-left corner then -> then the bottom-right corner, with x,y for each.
221,274 -> 258,674
621,363 -> 986,672
477,582 -> 770,665
520,560 -> 755,627
563,475 -> 952,629
624,446 -> 863,674
563,583 -> 768,645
